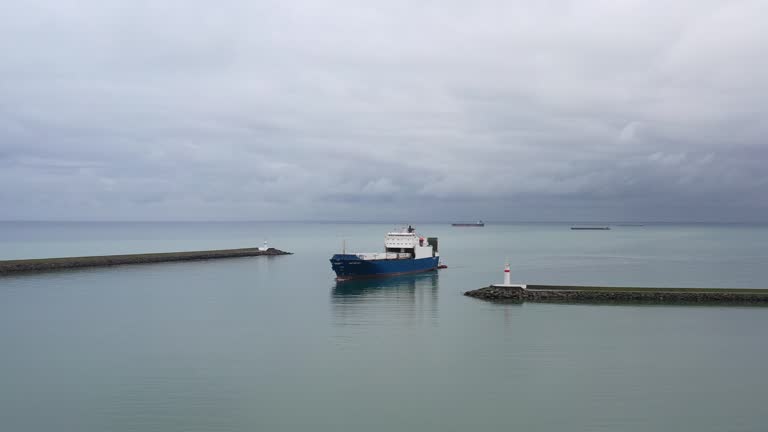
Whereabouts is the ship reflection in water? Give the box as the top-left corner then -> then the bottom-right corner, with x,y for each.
331,273 -> 439,326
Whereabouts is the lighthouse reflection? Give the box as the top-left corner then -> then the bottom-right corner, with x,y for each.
331,273 -> 439,326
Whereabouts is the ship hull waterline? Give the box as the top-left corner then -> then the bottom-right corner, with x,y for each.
330,255 -> 439,281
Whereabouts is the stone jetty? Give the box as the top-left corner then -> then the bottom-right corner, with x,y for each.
465,284 -> 768,305
0,247 -> 291,275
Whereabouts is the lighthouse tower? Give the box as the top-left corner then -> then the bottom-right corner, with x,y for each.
491,261 -> 526,289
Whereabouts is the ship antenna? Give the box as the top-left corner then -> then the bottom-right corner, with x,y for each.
342,239 -> 346,254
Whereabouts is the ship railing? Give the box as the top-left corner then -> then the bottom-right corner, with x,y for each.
355,252 -> 412,260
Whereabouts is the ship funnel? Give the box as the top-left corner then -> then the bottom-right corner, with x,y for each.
427,237 -> 438,252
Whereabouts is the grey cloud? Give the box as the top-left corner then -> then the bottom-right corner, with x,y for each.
1,0 -> 767,221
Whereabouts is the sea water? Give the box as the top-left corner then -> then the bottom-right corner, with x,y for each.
1,222 -> 767,431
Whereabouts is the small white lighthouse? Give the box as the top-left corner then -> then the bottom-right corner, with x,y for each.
259,240 -> 269,252
492,261 -> 526,289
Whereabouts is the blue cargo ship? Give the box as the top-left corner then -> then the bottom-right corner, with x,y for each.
330,226 -> 440,280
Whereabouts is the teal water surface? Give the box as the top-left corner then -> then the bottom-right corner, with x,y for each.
1,222 -> 767,431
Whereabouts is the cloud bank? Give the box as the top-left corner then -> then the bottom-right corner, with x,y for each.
1,0 -> 767,221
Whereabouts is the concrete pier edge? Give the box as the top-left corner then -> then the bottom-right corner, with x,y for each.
0,247 -> 292,275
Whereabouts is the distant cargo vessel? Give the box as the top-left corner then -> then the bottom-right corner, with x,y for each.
571,226 -> 611,230
330,226 -> 440,280
452,220 -> 484,227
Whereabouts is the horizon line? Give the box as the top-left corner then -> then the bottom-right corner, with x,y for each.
1,219 -> 765,225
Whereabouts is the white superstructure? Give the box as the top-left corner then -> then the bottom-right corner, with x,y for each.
384,232 -> 419,249
383,228 -> 436,260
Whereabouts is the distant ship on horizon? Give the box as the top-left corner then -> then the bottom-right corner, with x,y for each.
452,220 -> 485,227
571,226 -> 611,230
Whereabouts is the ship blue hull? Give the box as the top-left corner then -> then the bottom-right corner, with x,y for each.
330,255 -> 439,280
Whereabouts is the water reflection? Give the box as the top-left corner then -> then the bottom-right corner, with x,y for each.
331,273 -> 439,326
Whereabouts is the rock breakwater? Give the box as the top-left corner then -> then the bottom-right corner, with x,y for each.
0,247 -> 291,275
465,285 -> 768,305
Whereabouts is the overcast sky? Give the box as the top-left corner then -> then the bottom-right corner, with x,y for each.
1,0 -> 766,222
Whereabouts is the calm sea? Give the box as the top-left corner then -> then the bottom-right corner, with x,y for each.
1,222 -> 767,431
